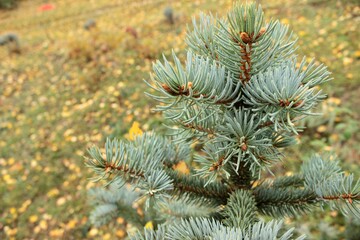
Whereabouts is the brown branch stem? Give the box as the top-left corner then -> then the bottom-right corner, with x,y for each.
104,163 -> 144,178
161,83 -> 236,105
322,194 -> 360,204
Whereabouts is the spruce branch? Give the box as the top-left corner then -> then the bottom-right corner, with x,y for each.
163,140 -> 191,168
86,134 -> 182,205
227,160 -> 254,190
166,217 -> 222,240
164,102 -> 221,142
217,108 -> 281,177
88,180 -> 144,227
222,189 -> 258,229
271,131 -> 298,148
86,134 -> 189,182
194,141 -> 234,185
137,169 -> 174,209
244,220 -> 305,240
271,175 -> 305,188
302,155 -> 360,218
130,225 -> 167,240
299,57 -> 332,87
86,139 -> 144,183
250,21 -> 296,76
216,4 -> 296,83
165,168 -> 231,203
301,154 -> 342,186
186,12 -> 219,60
89,203 -> 119,226
146,51 -> 241,112
162,218 -> 305,240
182,120 -> 215,135
312,174 -> 360,218
243,59 -> 329,133
254,185 -> 317,218
157,195 -> 221,221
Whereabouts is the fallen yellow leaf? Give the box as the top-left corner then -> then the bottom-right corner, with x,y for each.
317,125 -> 327,133
173,161 -> 190,175
116,229 -> 126,238
56,197 -> 66,206
128,121 -> 143,140
47,188 -> 60,198
50,228 -> 64,237
145,221 -> 153,229
88,228 -> 98,236
29,215 -> 38,223
39,220 -> 48,230
66,219 -> 77,229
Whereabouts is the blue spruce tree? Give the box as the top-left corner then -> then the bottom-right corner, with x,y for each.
85,3 -> 360,239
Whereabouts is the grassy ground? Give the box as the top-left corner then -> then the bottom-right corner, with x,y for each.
0,0 -> 359,239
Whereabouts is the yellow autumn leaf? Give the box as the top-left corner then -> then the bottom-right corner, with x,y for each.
49,228 -> 64,237
8,157 -> 15,165
298,31 -> 306,37
252,180 -> 260,187
317,125 -> 327,133
3,174 -> 15,184
47,188 -> 60,197
34,226 -> 41,234
88,228 -> 98,236
103,233 -> 112,240
4,226 -> 17,236
116,217 -> 125,224
29,215 -> 38,223
324,146 -> 332,151
66,219 -> 77,229
128,121 -> 143,140
39,220 -> 48,230
354,50 -> 360,58
56,197 -> 66,206
330,210 -> 338,217
346,73 -> 353,79
145,221 -> 154,229
281,18 -> 289,24
10,208 -> 17,215
330,134 -> 339,142
126,58 -> 135,64
328,97 -> 341,105
116,229 -> 126,238
173,161 -> 190,175
343,57 -> 353,66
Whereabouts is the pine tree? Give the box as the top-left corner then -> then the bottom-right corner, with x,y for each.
85,2 -> 360,239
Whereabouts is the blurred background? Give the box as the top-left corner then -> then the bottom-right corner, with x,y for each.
0,0 -> 359,239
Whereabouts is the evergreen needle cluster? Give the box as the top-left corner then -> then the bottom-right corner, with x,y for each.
85,2 -> 360,239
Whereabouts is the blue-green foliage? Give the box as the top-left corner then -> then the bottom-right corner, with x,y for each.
85,2 -> 359,239
88,179 -> 141,226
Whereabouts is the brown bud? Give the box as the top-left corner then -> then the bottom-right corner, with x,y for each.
240,32 -> 251,44
241,143 -> 248,151
279,99 -> 290,107
256,27 -> 266,39
162,83 -> 171,92
162,84 -> 176,95
293,99 -> 304,108
187,82 -> 193,88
